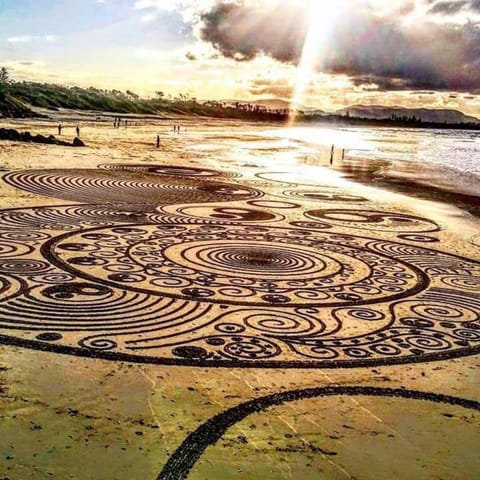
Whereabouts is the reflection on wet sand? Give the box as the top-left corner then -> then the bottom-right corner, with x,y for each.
263,125 -> 480,221
300,154 -> 480,218
328,155 -> 480,218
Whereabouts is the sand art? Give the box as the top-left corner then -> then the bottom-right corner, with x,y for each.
0,166 -> 479,373
0,121 -> 478,480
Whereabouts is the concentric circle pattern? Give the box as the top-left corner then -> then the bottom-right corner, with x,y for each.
98,163 -> 240,178
50,224 -> 427,307
3,169 -> 260,209
0,167 -> 479,368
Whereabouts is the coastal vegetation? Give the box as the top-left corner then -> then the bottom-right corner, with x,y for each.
0,69 -> 288,122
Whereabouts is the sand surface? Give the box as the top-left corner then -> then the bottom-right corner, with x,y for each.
0,114 -> 479,480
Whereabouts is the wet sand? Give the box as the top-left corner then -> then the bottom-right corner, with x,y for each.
0,113 -> 479,480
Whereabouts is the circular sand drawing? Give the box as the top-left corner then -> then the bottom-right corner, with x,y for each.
3,170 -> 260,208
305,209 -> 440,233
283,189 -> 368,203
159,204 -> 285,223
48,224 -> 427,307
98,163 -> 240,178
0,204 -> 479,368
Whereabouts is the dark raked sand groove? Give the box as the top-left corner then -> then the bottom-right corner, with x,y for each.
157,386 -> 480,480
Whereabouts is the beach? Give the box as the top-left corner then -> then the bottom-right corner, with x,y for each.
0,113 -> 479,480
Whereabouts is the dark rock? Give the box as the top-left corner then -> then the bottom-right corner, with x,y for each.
8,129 -> 20,140
0,128 -> 21,141
21,131 -> 33,142
72,136 -> 85,147
32,134 -> 49,144
0,127 -> 84,147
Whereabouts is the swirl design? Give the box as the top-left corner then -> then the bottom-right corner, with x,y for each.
98,163 -> 239,178
397,234 -> 439,243
305,209 -> 440,233
160,204 -> 284,223
0,200 -> 478,368
3,169 -> 261,208
283,189 -> 368,203
50,224 -> 428,307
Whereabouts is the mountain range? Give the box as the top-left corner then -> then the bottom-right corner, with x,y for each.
335,105 -> 480,124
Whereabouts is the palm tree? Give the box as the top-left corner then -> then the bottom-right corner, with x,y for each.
0,67 -> 9,83
0,67 -> 10,96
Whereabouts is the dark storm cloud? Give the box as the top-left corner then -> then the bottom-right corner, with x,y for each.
323,17 -> 480,92
199,1 -> 480,92
429,0 -> 480,14
429,1 -> 468,15
199,1 -> 308,62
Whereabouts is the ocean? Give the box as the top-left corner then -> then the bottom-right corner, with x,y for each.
259,125 -> 480,223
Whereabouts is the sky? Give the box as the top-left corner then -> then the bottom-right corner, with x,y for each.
1,0 -> 480,115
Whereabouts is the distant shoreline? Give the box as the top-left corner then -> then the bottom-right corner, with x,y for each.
1,80 -> 480,131
302,115 -> 480,131
4,108 -> 480,132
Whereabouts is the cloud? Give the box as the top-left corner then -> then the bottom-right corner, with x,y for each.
199,2 -> 307,62
249,77 -> 294,97
7,36 -> 33,43
428,0 -> 480,14
134,0 -> 216,22
6,35 -> 59,44
196,0 -> 480,92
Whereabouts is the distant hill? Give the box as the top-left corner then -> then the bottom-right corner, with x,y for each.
0,81 -> 288,122
337,105 -> 480,124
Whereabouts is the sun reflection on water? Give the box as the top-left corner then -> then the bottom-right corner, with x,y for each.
272,126 -> 372,150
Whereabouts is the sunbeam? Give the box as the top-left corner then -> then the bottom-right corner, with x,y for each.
289,0 -> 348,123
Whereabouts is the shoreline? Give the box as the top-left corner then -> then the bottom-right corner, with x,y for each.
1,114 -> 479,229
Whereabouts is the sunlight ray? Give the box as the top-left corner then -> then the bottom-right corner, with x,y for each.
289,0 -> 348,123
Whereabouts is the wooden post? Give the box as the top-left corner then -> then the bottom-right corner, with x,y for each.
330,144 -> 335,165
